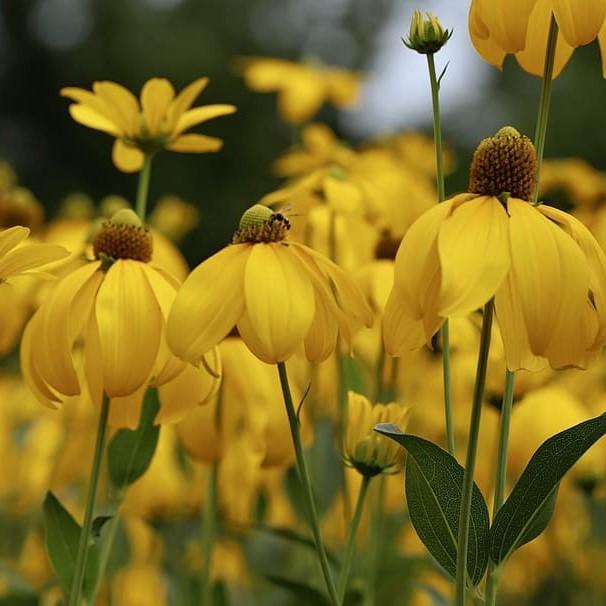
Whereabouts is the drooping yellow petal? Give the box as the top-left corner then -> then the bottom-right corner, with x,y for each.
325,70 -> 360,107
174,105 -> 236,136
0,243 -> 69,279
165,77 -> 209,130
92,81 -> 140,138
112,139 -> 145,173
598,22 -> 606,78
240,243 -> 314,363
304,289 -> 339,363
109,388 -> 146,430
95,260 -> 163,397
438,196 -> 510,317
68,104 -> 121,136
277,70 -> 326,125
322,176 -> 363,214
32,262 -> 102,397
382,286 -> 426,356
553,0 -> 606,46
468,2 -> 507,69
515,0 -> 575,78
479,0 -> 538,52
166,134 -> 223,153
507,198 -> 561,355
141,78 -> 175,136
167,244 -> 250,363
0,226 -> 29,257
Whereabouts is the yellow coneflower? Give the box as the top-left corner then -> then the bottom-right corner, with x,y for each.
61,78 -> 236,172
21,209 -> 219,428
469,0 -> 606,77
167,204 -> 373,366
344,391 -> 410,478
383,127 -> 606,371
238,57 -> 361,124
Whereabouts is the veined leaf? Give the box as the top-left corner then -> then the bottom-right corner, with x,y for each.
375,424 -> 490,586
107,388 -> 160,490
491,412 -> 606,564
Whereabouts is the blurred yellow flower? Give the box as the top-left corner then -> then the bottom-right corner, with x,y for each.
344,391 -> 410,477
469,0 -> 606,77
61,77 -> 236,172
384,128 -> 606,371
167,204 -> 372,365
239,57 -> 361,124
21,210 -> 219,427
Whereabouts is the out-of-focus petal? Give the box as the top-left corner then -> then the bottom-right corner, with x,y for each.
553,0 -> 606,46
92,81 -> 140,137
166,134 -> 223,153
112,140 -> 145,173
174,105 -> 236,136
141,78 -> 175,136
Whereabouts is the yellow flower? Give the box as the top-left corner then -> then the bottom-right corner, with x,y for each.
344,391 -> 410,477
383,128 -> 606,371
21,209 -> 219,427
61,77 -> 236,172
167,204 -> 373,365
239,57 -> 361,124
469,0 -> 606,77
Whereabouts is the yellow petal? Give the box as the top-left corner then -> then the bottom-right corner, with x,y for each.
304,290 -> 339,363
507,198 -> 561,354
141,78 -> 175,136
0,243 -> 69,279
325,70 -> 360,107
277,70 -> 326,125
515,0 -> 575,78
382,285 -> 426,356
61,87 -> 126,135
479,0 -> 538,52
240,58 -> 296,91
322,176 -> 364,214
240,243 -> 314,363
468,2 -> 507,69
156,348 -> 221,425
174,104 -> 236,136
112,139 -> 145,173
495,272 -> 547,372
92,81 -> 140,137
0,226 -> 29,257
553,0 -> 606,46
95,260 -> 163,397
109,388 -> 146,430
166,134 -> 223,153
32,262 -> 102,397
438,196 -> 510,317
167,244 -> 249,363
599,22 -> 606,77
165,77 -> 209,130
68,104 -> 121,136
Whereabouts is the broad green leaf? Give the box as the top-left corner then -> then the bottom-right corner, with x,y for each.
107,388 -> 160,490
43,492 -> 98,599
490,411 -> 606,564
264,575 -> 331,606
375,424 -> 490,586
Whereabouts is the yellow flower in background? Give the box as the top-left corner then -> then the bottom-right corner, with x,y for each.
469,0 -> 606,77
61,77 -> 236,172
344,391 -> 410,477
239,57 -> 361,124
21,209 -> 219,428
167,204 -> 372,365
384,128 -> 606,371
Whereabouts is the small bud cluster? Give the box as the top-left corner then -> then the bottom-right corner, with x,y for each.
93,208 -> 153,264
404,10 -> 452,55
469,127 -> 538,201
232,204 -> 291,244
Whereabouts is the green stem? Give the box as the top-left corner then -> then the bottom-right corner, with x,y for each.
533,16 -> 559,204
135,154 -> 153,221
363,476 -> 386,606
89,508 -> 121,601
427,52 -> 455,457
200,463 -> 218,606
454,300 -> 494,606
68,394 -> 111,606
484,370 -> 515,606
277,362 -> 339,606
337,476 -> 372,604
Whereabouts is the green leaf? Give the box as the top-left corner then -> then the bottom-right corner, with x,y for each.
374,424 -> 490,586
107,388 -> 160,490
490,411 -> 606,564
43,492 -> 98,599
0,594 -> 38,606
264,575 -> 331,606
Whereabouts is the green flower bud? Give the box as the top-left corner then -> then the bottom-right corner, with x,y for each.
404,10 -> 452,55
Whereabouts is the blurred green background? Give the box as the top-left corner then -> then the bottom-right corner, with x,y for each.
1,0 -> 604,264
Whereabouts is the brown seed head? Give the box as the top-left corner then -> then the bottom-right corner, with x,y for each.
469,127 -> 537,201
93,208 -> 153,263
232,203 -> 291,244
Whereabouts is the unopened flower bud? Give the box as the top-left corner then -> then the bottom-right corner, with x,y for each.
404,10 -> 452,55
